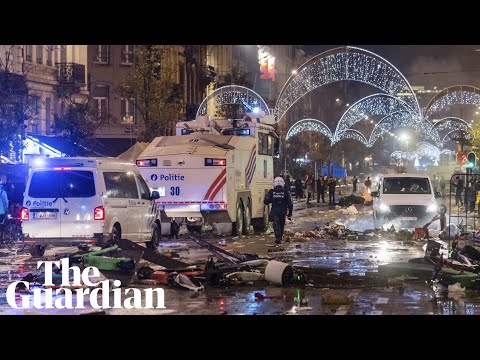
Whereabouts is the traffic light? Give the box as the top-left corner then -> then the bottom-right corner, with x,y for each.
467,152 -> 476,168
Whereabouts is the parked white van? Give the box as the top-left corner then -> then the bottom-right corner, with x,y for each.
371,173 -> 441,228
21,157 -> 161,257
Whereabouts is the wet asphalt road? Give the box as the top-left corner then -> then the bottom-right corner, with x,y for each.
2,196 -> 480,315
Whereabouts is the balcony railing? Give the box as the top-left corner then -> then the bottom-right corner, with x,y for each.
199,65 -> 216,88
57,63 -> 86,86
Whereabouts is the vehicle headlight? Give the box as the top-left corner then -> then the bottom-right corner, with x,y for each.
379,204 -> 390,213
427,204 -> 437,213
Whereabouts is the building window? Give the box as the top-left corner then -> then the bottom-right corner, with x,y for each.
179,63 -> 185,86
36,45 -> 43,64
96,45 -> 110,64
121,45 -> 135,64
93,85 -> 109,119
30,95 -> 41,115
121,97 -> 135,124
60,45 -> 67,63
25,45 -> 33,62
46,47 -> 53,66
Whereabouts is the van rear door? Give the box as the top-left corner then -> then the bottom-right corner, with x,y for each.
58,169 -> 101,239
24,170 -> 62,239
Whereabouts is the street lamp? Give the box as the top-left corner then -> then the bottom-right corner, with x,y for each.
291,69 -> 298,75
400,133 -> 410,152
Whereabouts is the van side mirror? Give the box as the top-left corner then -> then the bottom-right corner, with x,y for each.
435,191 -> 442,198
151,191 -> 160,200
371,191 -> 379,197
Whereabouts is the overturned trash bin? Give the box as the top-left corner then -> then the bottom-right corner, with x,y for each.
264,260 -> 305,286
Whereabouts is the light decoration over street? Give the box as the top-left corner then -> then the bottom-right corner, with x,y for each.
391,142 -> 456,164
424,85 -> 480,119
193,50 -> 478,152
285,119 -> 334,143
196,85 -> 271,117
333,93 -> 420,143
281,55 -> 479,148
430,117 -> 471,146
276,46 -> 421,122
334,129 -> 368,146
367,111 -> 420,147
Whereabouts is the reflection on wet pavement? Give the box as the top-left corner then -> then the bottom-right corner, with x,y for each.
2,201 -> 480,315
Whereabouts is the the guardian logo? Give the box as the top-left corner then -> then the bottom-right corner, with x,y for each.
6,259 -> 166,310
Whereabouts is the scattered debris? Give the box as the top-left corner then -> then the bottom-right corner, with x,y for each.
448,282 -> 465,293
264,260 -> 305,286
321,293 -> 352,305
254,292 -> 283,301
225,271 -> 264,283
338,194 -> 365,207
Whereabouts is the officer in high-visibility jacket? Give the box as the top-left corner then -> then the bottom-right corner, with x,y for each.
264,177 -> 293,244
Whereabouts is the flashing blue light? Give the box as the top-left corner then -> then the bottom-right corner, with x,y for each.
253,107 -> 260,113
33,158 -> 45,167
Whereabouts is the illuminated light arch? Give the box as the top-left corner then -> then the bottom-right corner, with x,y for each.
431,117 -> 471,146
441,129 -> 471,145
334,129 -> 368,146
275,46 -> 420,122
424,85 -> 480,119
285,119 -> 334,143
431,116 -> 470,132
366,111 -> 441,147
390,151 -> 417,161
367,111 -> 412,147
391,151 -> 405,160
416,142 -> 441,160
441,148 -> 456,155
196,85 -> 271,117
333,93 -> 419,142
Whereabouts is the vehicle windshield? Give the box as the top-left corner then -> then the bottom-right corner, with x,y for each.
383,177 -> 431,195
28,171 -> 95,198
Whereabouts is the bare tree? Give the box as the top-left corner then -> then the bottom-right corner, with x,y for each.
52,85 -> 110,154
120,45 -> 182,141
0,46 -> 32,161
214,65 -> 253,119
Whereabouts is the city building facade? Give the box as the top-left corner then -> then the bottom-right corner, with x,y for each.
88,45 -> 216,139
0,45 -> 88,137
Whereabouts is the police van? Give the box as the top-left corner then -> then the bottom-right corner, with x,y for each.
137,115 -> 279,235
21,157 -> 161,257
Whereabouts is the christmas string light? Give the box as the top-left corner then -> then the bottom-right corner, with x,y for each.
334,129 -> 368,146
196,85 -> 270,117
285,118 -> 334,143
430,117 -> 471,146
367,111 -> 415,147
424,85 -> 480,119
391,142 -> 455,163
276,46 -> 420,122
333,93 -> 422,142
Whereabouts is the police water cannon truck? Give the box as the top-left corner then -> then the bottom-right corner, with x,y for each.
136,113 -> 279,236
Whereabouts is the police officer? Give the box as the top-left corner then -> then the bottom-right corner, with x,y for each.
264,177 -> 293,244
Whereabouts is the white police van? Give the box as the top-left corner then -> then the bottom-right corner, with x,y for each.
21,157 -> 160,257
372,173 -> 440,228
